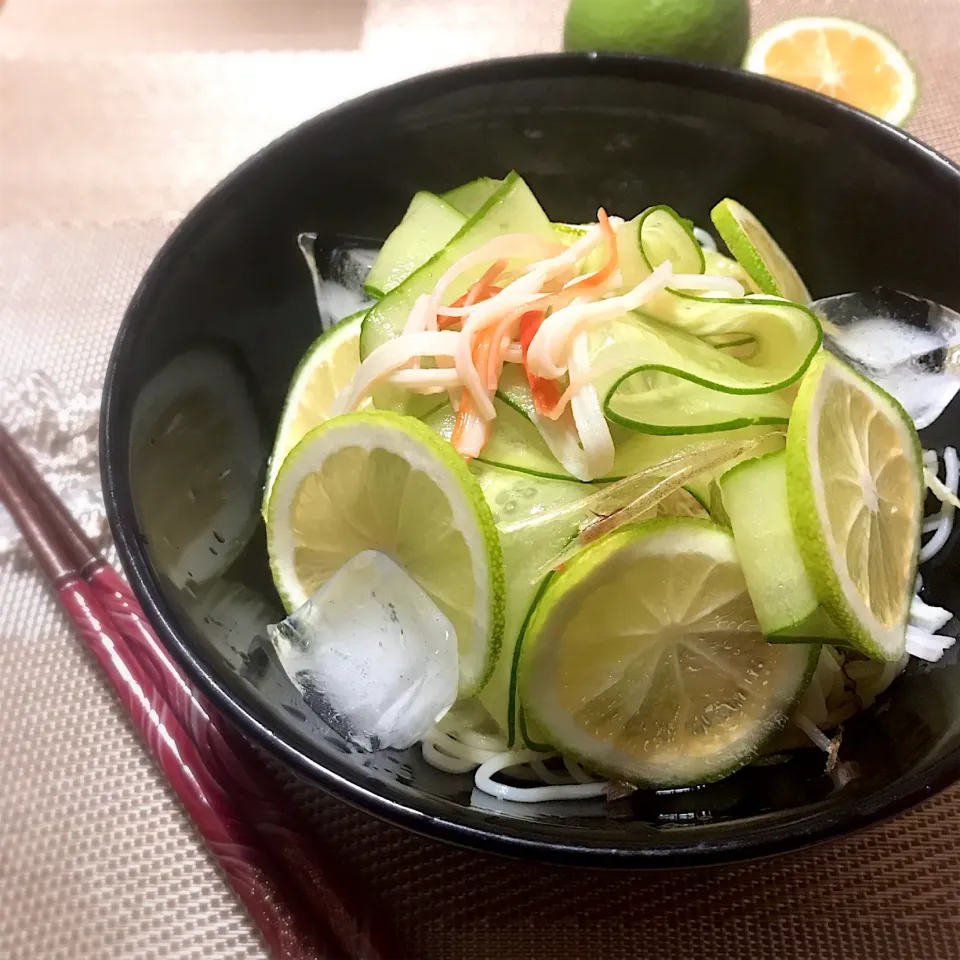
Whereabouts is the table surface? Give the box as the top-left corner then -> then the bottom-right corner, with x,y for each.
2,1 -> 960,958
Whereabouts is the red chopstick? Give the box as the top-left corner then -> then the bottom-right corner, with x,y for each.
0,426 -> 395,960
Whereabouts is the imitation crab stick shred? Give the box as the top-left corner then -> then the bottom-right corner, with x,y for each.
331,331 -> 462,415
450,392 -> 489,459
503,343 -> 524,364
519,310 -> 562,415
436,272 -> 507,332
438,259 -> 508,320
427,235 -> 563,326
451,324 -> 498,458
511,211 -> 621,418
484,307 -> 530,390
449,214 -> 626,419
457,272 -> 552,420
564,208 -> 619,294
525,261 -> 675,381
336,210 -> 675,471
568,330 -> 615,478
447,269 -> 510,458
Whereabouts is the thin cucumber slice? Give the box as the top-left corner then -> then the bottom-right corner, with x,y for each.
613,214 -> 649,289
684,478 -> 712,511
638,204 -> 706,275
442,177 -> 502,217
519,518 -> 818,787
721,450 -> 842,641
472,463 -> 596,744
425,380 -> 783,485
495,362 -> 537,421
364,192 -> 465,298
610,206 -> 705,293
642,292 -> 821,370
360,172 -> 555,361
497,363 -> 788,465
708,480 -> 731,526
615,221 -> 753,305
424,397 -> 578,482
595,295 -> 821,434
688,429 -> 787,524
596,314 -> 802,434
703,332 -> 758,356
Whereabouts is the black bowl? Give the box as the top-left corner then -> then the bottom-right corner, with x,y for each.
102,54 -> 960,867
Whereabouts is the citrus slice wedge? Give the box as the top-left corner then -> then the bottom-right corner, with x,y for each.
711,198 -> 810,303
786,351 -> 924,661
262,312 -> 365,513
132,347 -> 262,588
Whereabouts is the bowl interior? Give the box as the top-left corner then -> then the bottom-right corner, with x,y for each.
104,56 -> 960,865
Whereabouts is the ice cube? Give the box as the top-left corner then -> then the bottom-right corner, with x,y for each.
296,233 -> 376,332
267,550 -> 458,751
816,288 -> 960,429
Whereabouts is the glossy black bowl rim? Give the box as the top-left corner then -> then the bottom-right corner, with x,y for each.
102,52 -> 960,868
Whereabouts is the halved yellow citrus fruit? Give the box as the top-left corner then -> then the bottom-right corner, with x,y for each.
746,17 -> 918,126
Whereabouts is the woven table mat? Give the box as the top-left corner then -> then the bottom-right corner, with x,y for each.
1,0 -> 959,224
2,2 -> 960,959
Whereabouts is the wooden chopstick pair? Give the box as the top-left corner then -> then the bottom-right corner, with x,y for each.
0,424 -> 394,960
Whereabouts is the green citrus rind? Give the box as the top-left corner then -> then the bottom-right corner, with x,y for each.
711,198 -> 810,303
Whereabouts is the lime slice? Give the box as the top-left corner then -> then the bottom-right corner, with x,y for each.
263,312 -> 365,514
786,351 -> 923,661
131,347 -> 262,588
711,198 -> 810,303
266,411 -> 505,694
520,518 -> 816,786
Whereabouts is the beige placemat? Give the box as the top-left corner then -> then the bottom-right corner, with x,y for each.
2,3 -> 960,959
1,0 -> 958,225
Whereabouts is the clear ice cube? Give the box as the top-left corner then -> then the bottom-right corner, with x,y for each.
296,233 -> 376,332
816,288 -> 960,429
267,550 -> 458,751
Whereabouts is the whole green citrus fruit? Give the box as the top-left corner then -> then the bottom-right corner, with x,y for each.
564,0 -> 751,68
